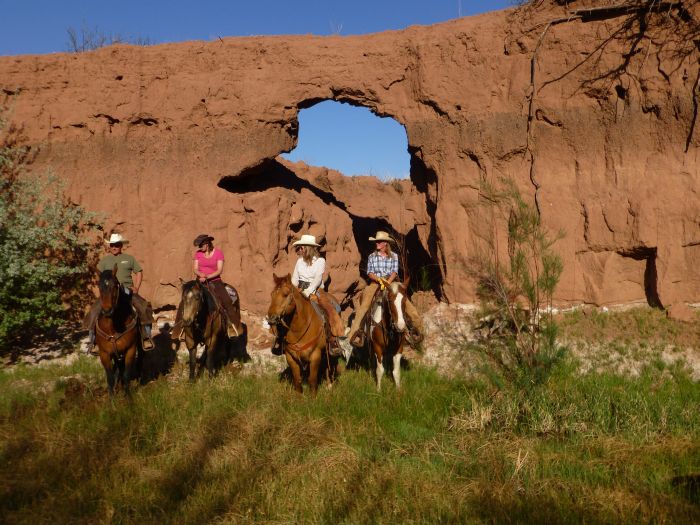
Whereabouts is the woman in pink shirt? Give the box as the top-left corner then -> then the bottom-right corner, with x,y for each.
192,234 -> 241,337
173,234 -> 241,339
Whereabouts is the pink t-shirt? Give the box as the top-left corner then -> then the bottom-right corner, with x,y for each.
194,248 -> 224,280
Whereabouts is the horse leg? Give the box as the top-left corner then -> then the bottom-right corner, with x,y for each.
187,344 -> 197,381
373,341 -> 384,391
123,345 -> 138,398
392,352 -> 402,390
308,349 -> 322,395
206,333 -> 218,378
285,353 -> 303,393
99,351 -> 116,398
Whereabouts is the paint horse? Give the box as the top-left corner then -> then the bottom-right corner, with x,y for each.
266,274 -> 328,394
365,279 -> 409,390
95,266 -> 141,397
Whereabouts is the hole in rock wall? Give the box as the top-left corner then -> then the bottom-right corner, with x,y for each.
219,99 -> 443,299
619,247 -> 662,308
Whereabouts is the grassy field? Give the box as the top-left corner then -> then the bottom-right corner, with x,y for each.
1,310 -> 699,524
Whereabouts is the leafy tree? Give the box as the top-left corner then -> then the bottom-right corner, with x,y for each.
0,111 -> 102,350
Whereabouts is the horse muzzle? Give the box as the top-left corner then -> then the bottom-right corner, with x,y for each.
100,306 -> 115,317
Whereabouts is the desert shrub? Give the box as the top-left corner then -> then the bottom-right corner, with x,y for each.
0,111 -> 102,349
466,178 -> 565,389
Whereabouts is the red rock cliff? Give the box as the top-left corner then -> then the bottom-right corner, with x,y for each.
1,0 -> 698,313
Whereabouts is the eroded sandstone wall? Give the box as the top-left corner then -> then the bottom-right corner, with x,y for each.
1,0 -> 698,314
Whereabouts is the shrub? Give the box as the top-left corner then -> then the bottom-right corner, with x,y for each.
0,111 -> 102,350
466,178 -> 565,389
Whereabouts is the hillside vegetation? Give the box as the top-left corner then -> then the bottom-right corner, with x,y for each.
2,331 -> 699,524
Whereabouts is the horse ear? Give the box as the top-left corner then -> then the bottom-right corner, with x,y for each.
273,273 -> 281,285
285,273 -> 292,283
112,264 -> 118,276
403,275 -> 410,289
178,277 -> 184,288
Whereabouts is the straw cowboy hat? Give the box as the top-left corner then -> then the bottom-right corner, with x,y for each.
104,233 -> 129,245
192,234 -> 214,247
368,231 -> 394,243
292,234 -> 321,247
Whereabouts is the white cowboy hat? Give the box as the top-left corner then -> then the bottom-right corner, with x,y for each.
368,231 -> 394,243
292,234 -> 321,247
104,233 -> 128,245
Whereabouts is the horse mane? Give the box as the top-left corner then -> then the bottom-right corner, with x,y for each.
181,279 -> 217,312
98,269 -> 118,291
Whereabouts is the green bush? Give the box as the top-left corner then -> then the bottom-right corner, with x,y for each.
0,112 -> 102,349
467,178 -> 565,389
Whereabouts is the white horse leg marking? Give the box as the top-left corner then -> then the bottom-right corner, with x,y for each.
372,304 -> 383,324
393,292 -> 406,332
375,353 -> 384,390
393,353 -> 402,389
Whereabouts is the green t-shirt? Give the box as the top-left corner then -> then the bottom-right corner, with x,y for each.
98,253 -> 142,288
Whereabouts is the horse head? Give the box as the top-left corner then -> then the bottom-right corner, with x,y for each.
180,279 -> 206,327
387,278 -> 410,333
266,273 -> 296,326
98,265 -> 120,317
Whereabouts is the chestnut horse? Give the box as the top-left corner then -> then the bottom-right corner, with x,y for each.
178,279 -> 234,380
95,266 -> 141,397
267,274 -> 328,394
366,280 -> 409,390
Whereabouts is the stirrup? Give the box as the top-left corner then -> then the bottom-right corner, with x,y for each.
142,338 -> 154,351
227,323 -> 239,338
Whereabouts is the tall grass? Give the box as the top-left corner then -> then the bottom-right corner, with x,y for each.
1,356 -> 699,524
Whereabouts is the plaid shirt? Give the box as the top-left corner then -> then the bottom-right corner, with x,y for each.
366,252 -> 399,279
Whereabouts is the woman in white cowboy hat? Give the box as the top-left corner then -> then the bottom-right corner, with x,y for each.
348,230 -> 423,347
83,232 -> 154,350
271,234 -> 348,356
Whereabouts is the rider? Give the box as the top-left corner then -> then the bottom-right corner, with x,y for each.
271,234 -> 349,356
83,233 -> 154,350
347,230 -> 423,347
189,234 -> 242,338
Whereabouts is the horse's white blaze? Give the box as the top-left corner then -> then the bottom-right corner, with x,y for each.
372,304 -> 383,324
393,353 -> 402,389
393,292 -> 406,331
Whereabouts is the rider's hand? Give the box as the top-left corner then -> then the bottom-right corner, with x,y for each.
302,288 -> 313,298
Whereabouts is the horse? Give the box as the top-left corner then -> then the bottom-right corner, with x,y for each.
178,279 -> 240,380
95,265 -> 141,397
266,273 -> 329,394
364,279 -> 409,390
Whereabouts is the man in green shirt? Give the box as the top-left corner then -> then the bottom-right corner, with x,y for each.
83,233 -> 154,350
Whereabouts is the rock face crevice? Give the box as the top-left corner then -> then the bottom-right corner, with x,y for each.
1,0 -> 698,313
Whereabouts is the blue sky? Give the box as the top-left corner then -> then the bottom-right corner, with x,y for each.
2,0 -> 512,179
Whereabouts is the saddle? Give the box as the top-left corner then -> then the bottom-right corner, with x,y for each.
352,288 -> 388,348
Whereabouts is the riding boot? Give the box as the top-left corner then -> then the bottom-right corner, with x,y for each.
87,329 -> 96,354
141,323 -> 154,350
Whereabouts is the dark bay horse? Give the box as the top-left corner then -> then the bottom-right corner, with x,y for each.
366,280 -> 409,390
95,266 -> 141,397
178,279 -> 242,380
267,274 -> 328,394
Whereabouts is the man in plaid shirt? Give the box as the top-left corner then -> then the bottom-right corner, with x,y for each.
348,231 -> 423,347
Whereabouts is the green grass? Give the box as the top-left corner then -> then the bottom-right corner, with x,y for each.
1,355 -> 699,524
